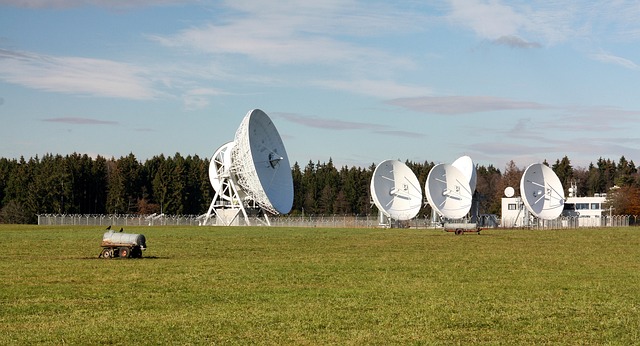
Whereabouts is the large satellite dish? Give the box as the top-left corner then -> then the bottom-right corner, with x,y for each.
520,163 -> 565,220
370,160 -> 422,222
452,155 -> 477,192
231,109 -> 293,215
203,109 -> 293,226
425,163 -> 473,219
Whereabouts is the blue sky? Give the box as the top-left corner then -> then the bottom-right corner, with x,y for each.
1,0 -> 640,171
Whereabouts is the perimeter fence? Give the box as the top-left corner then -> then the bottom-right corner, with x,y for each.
37,213 -> 638,229
36,214 -> 388,228
501,215 -> 636,229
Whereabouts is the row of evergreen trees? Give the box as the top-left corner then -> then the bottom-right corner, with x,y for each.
0,153 -> 638,223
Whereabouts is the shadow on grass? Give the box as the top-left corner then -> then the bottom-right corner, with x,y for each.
82,256 -> 170,260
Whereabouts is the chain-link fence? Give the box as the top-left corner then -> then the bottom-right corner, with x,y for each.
36,214 -> 442,228
37,214 -> 203,227
37,213 -> 638,229
501,215 -> 635,229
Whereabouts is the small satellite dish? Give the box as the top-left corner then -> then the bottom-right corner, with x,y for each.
370,160 -> 422,221
504,186 -> 515,198
519,163 -> 565,220
452,155 -> 477,192
425,163 -> 473,219
231,109 -> 293,215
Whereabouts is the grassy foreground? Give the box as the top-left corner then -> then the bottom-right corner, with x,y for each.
0,225 -> 639,345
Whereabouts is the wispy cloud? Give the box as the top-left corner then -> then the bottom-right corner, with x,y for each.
42,117 -> 118,125
447,0 -> 529,40
494,105 -> 640,139
0,49 -> 157,100
276,112 -> 384,131
387,95 -> 551,114
492,35 -> 541,49
446,0 -> 640,47
149,1 -> 422,70
590,52 -> 640,70
275,112 -> 424,139
374,130 -> 425,138
313,79 -> 432,99
182,87 -> 227,110
572,105 -> 640,118
0,0 -> 198,9
471,133 -> 640,170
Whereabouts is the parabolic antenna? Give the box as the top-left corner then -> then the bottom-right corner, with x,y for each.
208,141 -> 238,201
370,160 -> 422,221
452,155 -> 477,192
425,163 -> 473,219
230,109 -> 293,214
504,186 -> 515,198
519,163 -> 565,220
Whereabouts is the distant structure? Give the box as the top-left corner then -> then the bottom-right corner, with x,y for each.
501,180 -> 607,228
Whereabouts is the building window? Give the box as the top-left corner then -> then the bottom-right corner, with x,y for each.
591,203 -> 600,210
508,204 -> 517,210
576,203 -> 589,210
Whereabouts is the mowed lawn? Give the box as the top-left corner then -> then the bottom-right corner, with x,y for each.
0,225 -> 639,345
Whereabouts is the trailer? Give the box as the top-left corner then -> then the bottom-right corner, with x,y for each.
444,222 -> 482,235
99,229 -> 147,258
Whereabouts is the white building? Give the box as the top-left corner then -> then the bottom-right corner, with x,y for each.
501,194 -> 607,228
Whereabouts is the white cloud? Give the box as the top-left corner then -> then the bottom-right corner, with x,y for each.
388,95 -> 550,114
149,1 -> 422,69
590,52 -> 640,70
0,0 -> 198,9
492,35 -> 541,49
182,87 -> 225,110
447,0 -> 527,39
42,117 -> 118,125
276,112 -> 385,131
313,79 -> 432,99
0,49 -> 158,100
445,0 -> 610,45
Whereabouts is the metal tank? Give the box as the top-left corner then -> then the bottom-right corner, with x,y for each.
99,230 -> 147,259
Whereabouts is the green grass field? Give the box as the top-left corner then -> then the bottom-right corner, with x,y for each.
0,225 -> 639,345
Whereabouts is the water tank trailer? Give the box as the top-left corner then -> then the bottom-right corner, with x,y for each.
99,229 -> 147,258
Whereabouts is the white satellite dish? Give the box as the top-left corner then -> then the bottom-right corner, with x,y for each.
504,186 -> 515,198
203,109 -> 293,226
370,160 -> 422,222
231,109 -> 293,215
452,155 -> 477,193
519,163 -> 565,220
425,163 -> 473,219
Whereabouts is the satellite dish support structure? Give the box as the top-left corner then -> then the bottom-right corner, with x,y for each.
203,142 -> 253,226
202,109 -> 293,226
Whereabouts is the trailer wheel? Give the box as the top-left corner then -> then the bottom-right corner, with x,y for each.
100,248 -> 112,259
455,228 -> 464,235
131,247 -> 142,258
118,247 -> 130,258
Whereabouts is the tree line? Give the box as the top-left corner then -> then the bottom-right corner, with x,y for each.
1,153 -> 639,224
